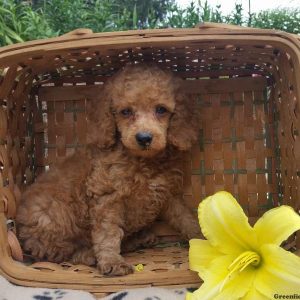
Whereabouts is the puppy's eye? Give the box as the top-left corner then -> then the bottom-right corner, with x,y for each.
155,106 -> 168,115
120,108 -> 133,117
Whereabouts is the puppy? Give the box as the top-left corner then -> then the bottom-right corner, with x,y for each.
16,64 -> 200,276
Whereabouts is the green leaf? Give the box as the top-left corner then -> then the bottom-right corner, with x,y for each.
133,3 -> 138,29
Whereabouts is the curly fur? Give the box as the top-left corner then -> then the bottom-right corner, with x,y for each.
16,64 -> 200,276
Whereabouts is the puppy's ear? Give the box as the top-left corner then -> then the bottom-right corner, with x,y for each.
86,86 -> 116,149
168,80 -> 199,151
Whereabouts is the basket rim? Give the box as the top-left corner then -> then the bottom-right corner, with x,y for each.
0,23 -> 300,67
0,22 -> 298,50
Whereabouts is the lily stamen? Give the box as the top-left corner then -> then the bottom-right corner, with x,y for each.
220,251 -> 260,292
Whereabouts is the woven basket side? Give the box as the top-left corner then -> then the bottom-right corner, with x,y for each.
0,64 -> 35,203
272,45 -> 300,249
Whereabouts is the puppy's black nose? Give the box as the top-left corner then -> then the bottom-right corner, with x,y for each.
136,132 -> 153,146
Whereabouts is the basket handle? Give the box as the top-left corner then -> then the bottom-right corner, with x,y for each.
196,22 -> 249,30
7,230 -> 23,262
60,28 -> 94,38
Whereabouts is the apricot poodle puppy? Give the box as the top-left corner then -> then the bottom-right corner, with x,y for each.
16,64 -> 200,276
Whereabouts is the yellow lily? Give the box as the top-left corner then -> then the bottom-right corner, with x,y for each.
187,191 -> 300,300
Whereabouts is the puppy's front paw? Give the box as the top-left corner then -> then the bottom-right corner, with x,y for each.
98,255 -> 134,276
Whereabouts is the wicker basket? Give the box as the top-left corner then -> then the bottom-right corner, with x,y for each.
0,23 -> 300,297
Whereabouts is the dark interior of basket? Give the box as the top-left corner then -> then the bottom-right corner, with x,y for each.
0,38 -> 299,251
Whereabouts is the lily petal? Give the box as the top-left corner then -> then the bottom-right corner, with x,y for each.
242,288 -> 269,300
198,191 -> 257,254
254,205 -> 300,246
255,244 -> 300,298
189,239 -> 222,275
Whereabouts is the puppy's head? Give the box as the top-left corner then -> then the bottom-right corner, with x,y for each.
87,64 -> 199,158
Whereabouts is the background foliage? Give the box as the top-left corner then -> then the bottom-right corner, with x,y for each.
0,0 -> 299,46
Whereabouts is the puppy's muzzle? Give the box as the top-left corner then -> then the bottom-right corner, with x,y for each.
135,132 -> 153,147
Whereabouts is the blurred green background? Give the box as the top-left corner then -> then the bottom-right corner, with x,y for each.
0,0 -> 299,46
